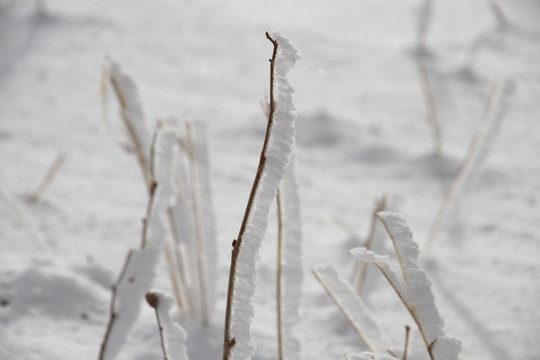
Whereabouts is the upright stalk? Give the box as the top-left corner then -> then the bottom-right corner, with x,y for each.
222,32 -> 279,360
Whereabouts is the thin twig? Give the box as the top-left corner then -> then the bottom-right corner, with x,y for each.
28,152 -> 66,203
403,325 -> 411,360
417,62 -> 442,156
0,187 -> 51,262
349,195 -> 387,294
145,292 -> 169,360
424,81 -> 504,254
109,76 -> 152,190
222,32 -> 279,360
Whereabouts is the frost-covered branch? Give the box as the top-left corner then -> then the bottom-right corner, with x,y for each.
222,32 -> 299,360
99,128 -> 177,360
145,291 -> 189,360
351,212 -> 461,360
276,157 -> 303,360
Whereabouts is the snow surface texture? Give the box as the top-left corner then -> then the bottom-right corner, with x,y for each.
100,129 -> 177,360
312,266 -> 392,354
346,352 -> 398,360
351,212 -> 462,360
1,1 -> 539,359
148,291 -> 189,360
277,157 -> 303,360
228,32 -> 299,360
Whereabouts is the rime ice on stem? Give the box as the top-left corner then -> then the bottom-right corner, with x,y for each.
102,57 -> 153,190
99,128 -> 177,360
277,157 -> 303,360
351,212 -> 462,360
222,32 -> 299,360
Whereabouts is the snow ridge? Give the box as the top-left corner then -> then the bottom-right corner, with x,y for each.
228,33 -> 299,360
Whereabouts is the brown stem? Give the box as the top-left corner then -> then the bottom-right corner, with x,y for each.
109,76 -> 152,190
145,292 -> 169,360
28,152 -> 66,203
403,325 -> 411,360
418,62 -> 442,156
222,32 -> 279,360
424,81 -> 504,254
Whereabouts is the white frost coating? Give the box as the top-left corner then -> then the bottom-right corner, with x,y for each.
191,121 -> 218,316
229,33 -> 299,360
345,352 -> 399,360
312,266 -> 392,354
101,128 -> 177,360
104,57 -> 152,170
351,212 -> 461,360
152,291 -> 189,360
278,157 -> 303,360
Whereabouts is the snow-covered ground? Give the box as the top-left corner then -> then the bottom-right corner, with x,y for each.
1,0 -> 539,359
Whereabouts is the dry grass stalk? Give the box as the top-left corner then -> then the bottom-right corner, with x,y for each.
145,292 -> 169,360
0,187 -> 51,262
349,195 -> 387,294
28,152 -> 65,203
402,325 -> 411,360
312,266 -> 395,356
424,81 -> 504,254
222,32 -> 280,360
166,207 -> 194,316
186,121 -> 209,326
106,69 -> 152,190
417,62 -> 442,156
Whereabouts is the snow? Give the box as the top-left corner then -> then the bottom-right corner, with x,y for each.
1,1 -> 539,360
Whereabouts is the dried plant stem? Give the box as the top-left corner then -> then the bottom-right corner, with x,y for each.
167,208 -> 194,315
222,32 -> 279,360
418,62 -> 442,156
403,325 -> 411,360
186,121 -> 209,326
424,81 -> 504,254
109,76 -> 152,190
276,190 -> 284,360
377,215 -> 436,360
99,250 -> 134,360
0,187 -> 51,262
28,152 -> 65,203
99,151 -> 158,360
164,244 -> 186,313
349,196 -> 387,294
145,292 -> 169,360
